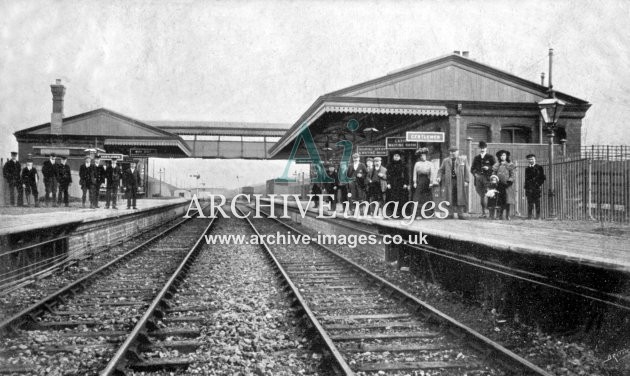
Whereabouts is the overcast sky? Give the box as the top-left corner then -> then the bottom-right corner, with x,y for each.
1,0 -> 629,188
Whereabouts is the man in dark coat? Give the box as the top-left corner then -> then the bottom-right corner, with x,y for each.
386,151 -> 409,217
524,154 -> 546,219
3,151 -> 23,206
322,164 -> 338,210
337,161 -> 349,212
470,141 -> 496,218
369,157 -> 388,216
56,156 -> 72,207
105,158 -> 122,209
21,159 -> 39,207
42,153 -> 59,206
437,147 -> 470,219
79,156 -> 92,208
123,161 -> 141,209
90,155 -> 102,208
346,153 -> 368,214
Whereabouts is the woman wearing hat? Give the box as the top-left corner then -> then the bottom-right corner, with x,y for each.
492,150 -> 516,220
412,148 -> 436,214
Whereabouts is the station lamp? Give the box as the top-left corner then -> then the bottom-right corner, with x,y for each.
537,95 -> 565,218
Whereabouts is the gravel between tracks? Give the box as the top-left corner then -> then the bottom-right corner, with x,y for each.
131,216 -> 327,376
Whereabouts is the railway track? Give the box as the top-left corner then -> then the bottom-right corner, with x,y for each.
240,205 -> 553,376
0,207 -> 214,375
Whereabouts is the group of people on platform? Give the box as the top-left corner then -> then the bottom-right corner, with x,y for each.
471,141 -> 546,220
310,141 -> 547,220
3,152 -> 142,210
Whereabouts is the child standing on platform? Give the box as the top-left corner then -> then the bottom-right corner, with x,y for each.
485,174 -> 502,220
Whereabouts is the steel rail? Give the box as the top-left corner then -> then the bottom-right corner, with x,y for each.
0,205 -> 209,335
264,206 -> 630,311
238,207 -> 355,376
100,213 -> 216,376
253,207 -> 554,376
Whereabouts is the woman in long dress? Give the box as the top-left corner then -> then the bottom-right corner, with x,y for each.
492,150 -> 516,220
412,148 -> 437,213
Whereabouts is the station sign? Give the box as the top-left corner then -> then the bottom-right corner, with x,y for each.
294,158 -> 313,164
357,145 -> 388,156
385,137 -> 418,150
406,131 -> 445,143
99,153 -> 124,160
130,148 -> 157,157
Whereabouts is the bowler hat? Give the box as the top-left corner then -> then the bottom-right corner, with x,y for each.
10,151 -> 17,156
374,157 -> 382,162
478,141 -> 487,148
352,153 -> 360,158
448,146 -> 459,152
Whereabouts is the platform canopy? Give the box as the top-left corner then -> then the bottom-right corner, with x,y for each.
269,53 -> 590,160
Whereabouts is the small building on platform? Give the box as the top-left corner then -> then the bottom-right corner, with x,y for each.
269,52 -> 591,164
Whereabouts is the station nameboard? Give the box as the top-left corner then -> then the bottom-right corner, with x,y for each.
294,158 -> 313,164
99,153 -> 124,160
357,145 -> 388,156
406,131 -> 445,143
130,148 -> 157,157
385,137 -> 418,150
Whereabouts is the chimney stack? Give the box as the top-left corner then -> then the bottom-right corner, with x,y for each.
453,50 -> 461,55
462,51 -> 469,58
50,79 -> 65,135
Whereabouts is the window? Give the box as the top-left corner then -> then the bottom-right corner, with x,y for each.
197,135 -> 219,141
500,126 -> 531,143
466,124 -> 490,143
242,136 -> 265,142
553,127 -> 567,144
266,137 -> 282,143
181,135 -> 196,141
220,136 -> 241,142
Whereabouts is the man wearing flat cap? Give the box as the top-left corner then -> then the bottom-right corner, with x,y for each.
42,153 -> 59,206
21,158 -> 39,207
3,151 -> 23,206
471,141 -> 496,218
437,146 -> 470,219
346,153 -> 368,214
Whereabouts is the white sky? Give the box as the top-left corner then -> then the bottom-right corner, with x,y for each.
1,0 -> 629,188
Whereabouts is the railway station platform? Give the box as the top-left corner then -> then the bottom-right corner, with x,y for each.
0,198 -> 190,236
0,198 -> 192,289
257,198 -> 630,313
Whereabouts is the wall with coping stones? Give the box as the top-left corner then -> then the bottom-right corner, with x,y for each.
67,203 -> 189,260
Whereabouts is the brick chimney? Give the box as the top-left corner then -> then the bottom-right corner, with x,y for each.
50,79 -> 65,135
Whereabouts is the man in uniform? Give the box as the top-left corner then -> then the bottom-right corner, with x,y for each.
79,156 -> 92,208
3,151 -> 23,206
42,153 -> 59,206
105,158 -> 122,209
322,163 -> 338,210
524,154 -> 546,219
470,141 -> 496,218
89,155 -> 102,208
346,153 -> 367,215
437,146 -> 470,219
56,155 -> 72,207
124,161 -> 141,209
21,158 -> 39,207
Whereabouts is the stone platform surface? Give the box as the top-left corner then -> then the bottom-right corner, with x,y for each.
0,198 -> 189,236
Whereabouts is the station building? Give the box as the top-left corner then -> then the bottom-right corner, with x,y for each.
269,53 -> 591,166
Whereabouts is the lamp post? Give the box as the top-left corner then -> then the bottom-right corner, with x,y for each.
538,96 -> 565,218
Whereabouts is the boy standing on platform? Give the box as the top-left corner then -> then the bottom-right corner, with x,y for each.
124,161 -> 141,209
3,151 -> 23,206
79,156 -> 92,208
21,159 -> 39,207
56,156 -> 72,207
42,153 -> 59,207
524,154 -> 546,219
